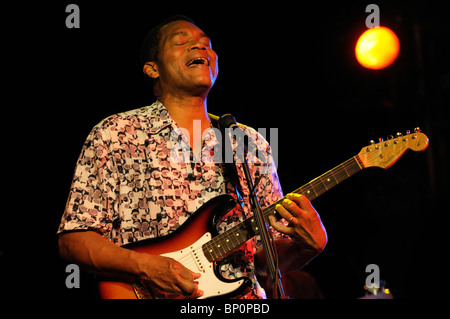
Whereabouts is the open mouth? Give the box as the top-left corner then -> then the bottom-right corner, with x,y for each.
187,57 -> 209,67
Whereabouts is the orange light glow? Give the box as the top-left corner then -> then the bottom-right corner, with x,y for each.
355,26 -> 400,70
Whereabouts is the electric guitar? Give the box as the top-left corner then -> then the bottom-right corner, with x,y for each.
97,129 -> 429,299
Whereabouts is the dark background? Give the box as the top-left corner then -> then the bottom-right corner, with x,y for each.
1,1 -> 448,300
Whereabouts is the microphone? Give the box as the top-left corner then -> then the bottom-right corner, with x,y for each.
218,113 -> 244,164
217,113 -> 244,198
218,113 -> 251,154
218,114 -> 238,130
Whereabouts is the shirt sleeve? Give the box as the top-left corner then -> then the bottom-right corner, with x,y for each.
57,123 -> 119,240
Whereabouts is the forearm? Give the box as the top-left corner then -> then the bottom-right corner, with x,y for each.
254,239 -> 319,277
58,230 -> 145,282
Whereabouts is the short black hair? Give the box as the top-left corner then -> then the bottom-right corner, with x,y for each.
140,15 -> 195,68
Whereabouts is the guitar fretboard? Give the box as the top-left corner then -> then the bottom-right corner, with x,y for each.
202,156 -> 364,262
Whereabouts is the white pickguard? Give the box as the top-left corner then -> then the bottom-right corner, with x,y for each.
161,232 -> 245,299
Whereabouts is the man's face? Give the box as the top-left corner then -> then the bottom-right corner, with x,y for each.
153,20 -> 219,97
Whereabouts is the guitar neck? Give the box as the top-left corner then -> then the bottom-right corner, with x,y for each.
266,155 -> 364,206
202,155 -> 364,262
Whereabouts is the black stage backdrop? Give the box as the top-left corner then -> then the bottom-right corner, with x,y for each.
1,1 -> 448,303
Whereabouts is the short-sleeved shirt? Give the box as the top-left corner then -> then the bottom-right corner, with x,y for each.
58,101 -> 284,299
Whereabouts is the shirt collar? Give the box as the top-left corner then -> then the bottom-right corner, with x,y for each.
146,100 -> 221,152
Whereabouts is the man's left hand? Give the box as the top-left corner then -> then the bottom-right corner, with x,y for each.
269,193 -> 328,253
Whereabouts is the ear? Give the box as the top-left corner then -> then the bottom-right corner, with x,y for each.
143,61 -> 159,79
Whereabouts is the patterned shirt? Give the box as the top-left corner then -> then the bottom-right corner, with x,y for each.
58,101 -> 285,298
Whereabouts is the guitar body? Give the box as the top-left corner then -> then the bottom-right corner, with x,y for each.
97,194 -> 252,299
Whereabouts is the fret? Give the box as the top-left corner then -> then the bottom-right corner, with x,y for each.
216,242 -> 225,257
222,234 -> 234,252
328,169 -> 339,185
350,156 -> 364,173
311,177 -> 328,197
295,183 -> 315,200
204,240 -> 217,261
319,171 -> 338,189
335,165 -> 350,181
341,160 -> 353,180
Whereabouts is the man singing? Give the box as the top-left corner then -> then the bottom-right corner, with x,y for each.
57,16 -> 327,299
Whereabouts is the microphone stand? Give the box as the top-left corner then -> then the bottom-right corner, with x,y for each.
241,147 -> 287,299
219,114 -> 287,299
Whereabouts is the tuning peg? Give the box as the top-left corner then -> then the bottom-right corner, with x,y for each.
366,140 -> 375,152
406,129 -> 411,135
379,137 -> 384,143
393,133 -> 402,144
414,127 -> 421,133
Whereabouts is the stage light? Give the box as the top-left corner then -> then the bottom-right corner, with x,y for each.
355,26 -> 400,70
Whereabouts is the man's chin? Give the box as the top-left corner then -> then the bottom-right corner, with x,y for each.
189,79 -> 216,95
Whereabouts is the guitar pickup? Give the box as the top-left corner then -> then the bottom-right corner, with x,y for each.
189,233 -> 211,273
191,246 -> 205,272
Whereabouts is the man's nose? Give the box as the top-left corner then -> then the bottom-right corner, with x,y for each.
188,40 -> 207,51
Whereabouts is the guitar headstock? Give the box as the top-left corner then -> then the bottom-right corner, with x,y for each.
358,128 -> 429,169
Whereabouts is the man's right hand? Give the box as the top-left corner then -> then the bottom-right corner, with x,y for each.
138,254 -> 203,298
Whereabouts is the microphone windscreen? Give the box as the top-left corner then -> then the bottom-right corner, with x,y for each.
218,114 -> 237,130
